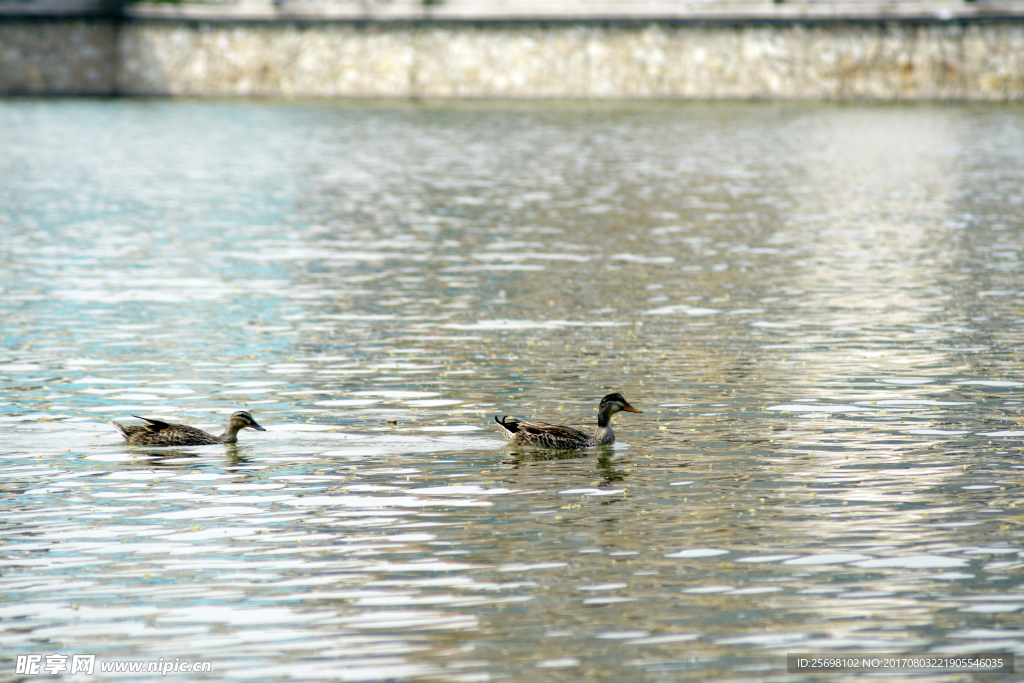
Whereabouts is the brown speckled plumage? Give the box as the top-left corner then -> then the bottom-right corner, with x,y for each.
110,411 -> 266,446
494,394 -> 641,449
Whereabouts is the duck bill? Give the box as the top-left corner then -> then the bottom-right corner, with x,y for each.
622,404 -> 642,414
249,421 -> 267,431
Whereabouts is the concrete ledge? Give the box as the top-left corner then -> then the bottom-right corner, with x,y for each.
131,2 -> 1024,23
6,0 -> 1024,22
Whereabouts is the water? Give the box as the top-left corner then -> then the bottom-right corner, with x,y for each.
1,98 -> 1024,682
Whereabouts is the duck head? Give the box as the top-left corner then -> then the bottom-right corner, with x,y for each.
599,393 -> 642,415
229,411 -> 266,432
596,393 -> 642,428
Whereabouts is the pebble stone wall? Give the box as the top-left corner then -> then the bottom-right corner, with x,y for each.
2,17 -> 1022,100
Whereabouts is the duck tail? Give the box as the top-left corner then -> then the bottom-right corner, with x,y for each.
494,416 -> 519,437
108,420 -> 129,438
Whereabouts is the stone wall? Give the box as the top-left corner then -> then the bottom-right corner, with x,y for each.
0,19 -> 116,94
2,16 -> 1023,100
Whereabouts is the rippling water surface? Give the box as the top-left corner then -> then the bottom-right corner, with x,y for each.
2,99 -> 1024,681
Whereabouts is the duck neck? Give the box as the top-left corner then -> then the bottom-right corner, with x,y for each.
219,422 -> 243,443
591,405 -> 617,445
591,424 -> 615,446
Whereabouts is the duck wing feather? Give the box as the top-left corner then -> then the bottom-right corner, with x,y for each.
125,416 -> 221,445
134,416 -> 173,431
498,418 -> 591,448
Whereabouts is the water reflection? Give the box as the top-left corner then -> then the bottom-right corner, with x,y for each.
501,448 -> 628,484
0,99 -> 1023,681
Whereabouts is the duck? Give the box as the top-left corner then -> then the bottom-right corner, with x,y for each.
110,410 -> 266,446
494,393 -> 642,449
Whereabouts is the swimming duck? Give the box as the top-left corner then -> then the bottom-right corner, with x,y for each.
494,393 -> 642,449
110,411 -> 266,446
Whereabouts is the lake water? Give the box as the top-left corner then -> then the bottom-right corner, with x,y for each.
1,99 -> 1023,682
